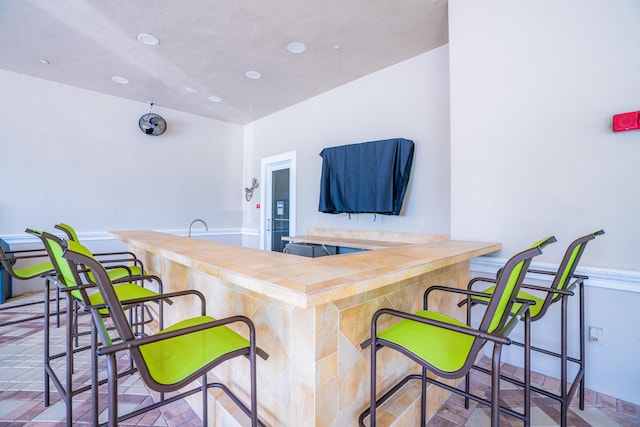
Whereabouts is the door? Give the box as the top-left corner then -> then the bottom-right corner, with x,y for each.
261,152 -> 296,251
270,168 -> 289,252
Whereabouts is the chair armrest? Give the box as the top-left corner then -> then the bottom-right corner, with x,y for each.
110,272 -> 160,284
466,276 -> 498,291
97,256 -> 144,271
93,250 -> 139,259
58,281 -> 97,293
110,274 -> 164,295
115,289 -> 209,312
2,248 -> 48,256
1,250 -> 50,262
519,283 -> 574,296
425,284 -> 499,310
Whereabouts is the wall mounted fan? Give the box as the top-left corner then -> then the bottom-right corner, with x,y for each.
138,102 -> 167,136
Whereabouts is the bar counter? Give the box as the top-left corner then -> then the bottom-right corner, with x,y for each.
110,229 -> 500,426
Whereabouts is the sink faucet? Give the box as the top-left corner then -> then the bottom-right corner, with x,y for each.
188,218 -> 208,238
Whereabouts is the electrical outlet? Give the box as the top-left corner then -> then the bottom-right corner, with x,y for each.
418,219 -> 425,228
589,326 -> 603,345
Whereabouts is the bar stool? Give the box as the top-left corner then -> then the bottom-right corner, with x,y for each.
54,223 -> 150,346
27,228 -> 165,426
359,237 -> 554,427
0,237 -> 56,327
55,223 -> 145,277
463,230 -> 604,426
62,238 -> 270,427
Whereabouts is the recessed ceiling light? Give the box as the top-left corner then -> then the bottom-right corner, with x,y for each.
245,70 -> 262,80
248,104 -> 255,109
208,95 -> 222,103
184,87 -> 198,93
39,59 -> 50,64
287,42 -> 306,54
332,44 -> 341,50
111,76 -> 130,84
137,33 -> 159,45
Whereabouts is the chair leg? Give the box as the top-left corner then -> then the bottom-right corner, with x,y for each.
65,292 -> 74,426
420,367 -> 427,427
56,286 -> 61,328
370,340 -> 378,427
579,282 -> 586,410
91,323 -> 99,427
491,344 -> 503,427
106,353 -> 118,427
524,310 -> 531,427
202,374 -> 208,425
73,299 -> 80,350
43,278 -> 51,407
464,295 -> 472,409
250,345 -> 258,427
561,296 -> 569,427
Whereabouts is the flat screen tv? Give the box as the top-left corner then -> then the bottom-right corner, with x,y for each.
318,138 -> 414,215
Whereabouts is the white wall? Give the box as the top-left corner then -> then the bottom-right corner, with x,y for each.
0,70 -> 244,293
449,0 -> 640,405
0,70 -> 244,234
243,47 -> 451,237
449,0 -> 640,271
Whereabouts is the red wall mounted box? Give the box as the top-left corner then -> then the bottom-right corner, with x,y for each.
613,111 -> 640,132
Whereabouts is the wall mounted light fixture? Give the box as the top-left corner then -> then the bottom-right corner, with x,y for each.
245,178 -> 259,201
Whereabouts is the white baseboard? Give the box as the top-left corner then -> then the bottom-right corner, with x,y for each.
0,228 -> 248,245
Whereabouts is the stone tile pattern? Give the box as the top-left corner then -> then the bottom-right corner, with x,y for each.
0,293 -> 202,426
1,294 -> 639,426
138,245 -> 508,426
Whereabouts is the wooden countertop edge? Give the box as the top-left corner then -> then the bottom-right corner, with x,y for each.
110,230 -> 501,309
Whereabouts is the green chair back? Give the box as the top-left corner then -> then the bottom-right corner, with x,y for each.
554,230 -> 604,292
0,237 -> 53,280
65,238 -> 135,339
55,223 -> 80,242
480,236 -> 556,335
535,229 -> 604,317
25,229 -> 94,304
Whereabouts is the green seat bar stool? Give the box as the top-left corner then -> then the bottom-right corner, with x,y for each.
463,230 -> 604,427
62,238 -> 270,427
0,237 -> 56,327
27,228 -> 165,427
54,223 -> 151,347
55,223 -> 145,277
359,237 -> 555,427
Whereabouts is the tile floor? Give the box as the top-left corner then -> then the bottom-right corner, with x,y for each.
0,292 -> 638,426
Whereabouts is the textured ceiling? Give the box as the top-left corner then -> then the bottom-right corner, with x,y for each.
0,0 -> 448,124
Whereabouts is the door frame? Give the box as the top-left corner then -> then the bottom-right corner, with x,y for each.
260,151 -> 296,250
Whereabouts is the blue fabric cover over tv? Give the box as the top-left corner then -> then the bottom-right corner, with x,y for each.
318,138 -> 414,215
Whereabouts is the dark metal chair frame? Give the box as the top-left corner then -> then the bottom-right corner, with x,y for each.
463,229 -> 604,427
359,237 -> 555,427
54,223 -> 146,276
0,241 -> 58,327
62,240 -> 270,427
54,223 -> 150,349
27,229 -> 165,426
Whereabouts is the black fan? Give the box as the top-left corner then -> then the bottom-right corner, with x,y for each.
138,103 -> 167,136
